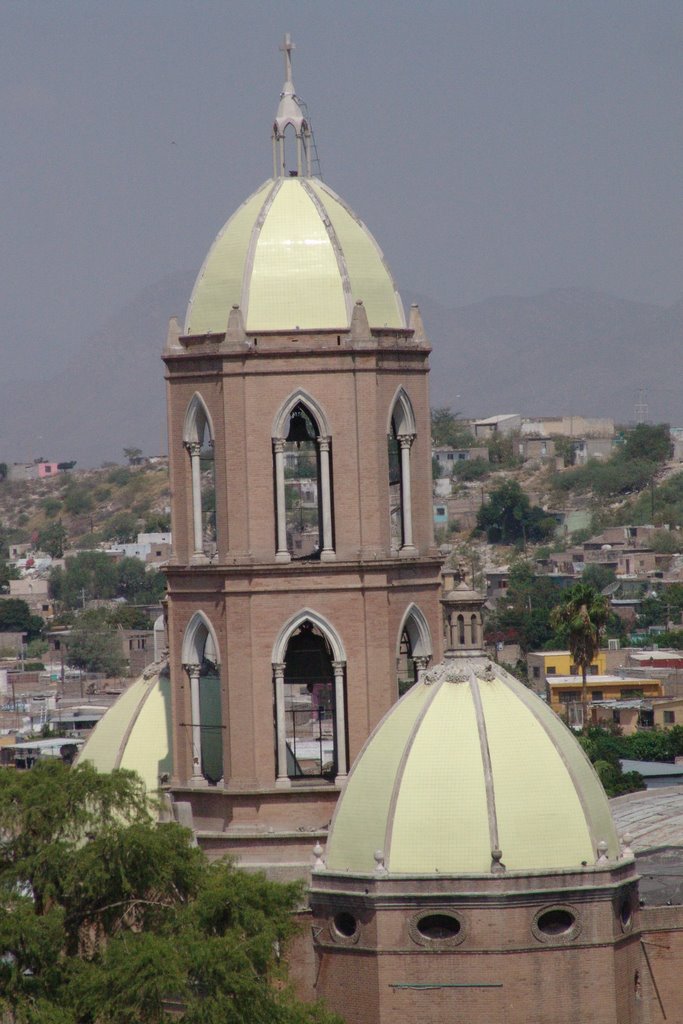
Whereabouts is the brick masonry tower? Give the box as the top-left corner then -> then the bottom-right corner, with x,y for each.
163,36 -> 443,873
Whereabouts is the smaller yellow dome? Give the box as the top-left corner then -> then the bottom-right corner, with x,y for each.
76,666 -> 172,794
326,658 -> 619,875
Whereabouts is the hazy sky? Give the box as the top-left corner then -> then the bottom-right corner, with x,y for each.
2,1 -> 682,382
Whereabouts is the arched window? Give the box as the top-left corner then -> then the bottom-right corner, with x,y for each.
181,613 -> 223,784
183,395 -> 216,557
388,389 -> 417,555
397,604 -> 432,696
272,392 -> 334,563
272,611 -> 347,786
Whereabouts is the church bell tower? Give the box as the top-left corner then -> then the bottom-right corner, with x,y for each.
163,36 -> 443,870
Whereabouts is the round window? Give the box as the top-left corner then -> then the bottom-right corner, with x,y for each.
532,905 -> 582,943
333,911 -> 358,939
537,908 -> 575,935
416,913 -> 461,940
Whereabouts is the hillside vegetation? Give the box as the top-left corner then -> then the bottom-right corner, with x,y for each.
0,462 -> 170,557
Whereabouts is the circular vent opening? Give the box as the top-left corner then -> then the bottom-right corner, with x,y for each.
537,908 -> 576,935
333,912 -> 358,938
416,913 -> 461,940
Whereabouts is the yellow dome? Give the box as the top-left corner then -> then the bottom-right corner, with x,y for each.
76,666 -> 172,794
184,178 -> 405,334
326,658 -> 619,875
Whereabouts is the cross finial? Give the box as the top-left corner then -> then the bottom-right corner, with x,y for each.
279,32 -> 295,84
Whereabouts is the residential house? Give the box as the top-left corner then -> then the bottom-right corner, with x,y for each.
472,414 -> 521,438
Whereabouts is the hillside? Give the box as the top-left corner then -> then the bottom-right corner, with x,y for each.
0,462 -> 170,554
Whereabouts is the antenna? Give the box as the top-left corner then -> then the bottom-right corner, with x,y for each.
635,387 -> 648,425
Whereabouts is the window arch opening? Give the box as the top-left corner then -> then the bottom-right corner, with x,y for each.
387,390 -> 416,554
281,621 -> 339,780
388,422 -> 403,552
283,403 -> 323,560
183,615 -> 223,785
184,396 -> 217,556
396,605 -> 432,697
397,627 -> 417,696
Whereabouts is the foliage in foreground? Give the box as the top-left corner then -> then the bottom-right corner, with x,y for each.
0,762 -> 341,1024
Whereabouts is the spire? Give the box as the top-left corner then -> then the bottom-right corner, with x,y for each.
272,33 -> 312,178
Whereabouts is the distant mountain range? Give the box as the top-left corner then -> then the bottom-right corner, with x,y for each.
1,276 -> 681,467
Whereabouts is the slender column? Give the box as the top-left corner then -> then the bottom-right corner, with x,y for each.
273,662 -> 291,788
273,440 -> 291,563
185,664 -> 203,782
317,436 -> 335,561
184,442 -> 203,555
332,660 -> 347,785
398,433 -> 417,554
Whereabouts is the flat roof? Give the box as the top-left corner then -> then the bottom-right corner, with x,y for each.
621,759 -> 683,778
12,737 -> 85,751
549,675 -> 660,685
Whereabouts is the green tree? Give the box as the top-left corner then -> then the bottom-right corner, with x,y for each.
66,616 -> 126,676
0,559 -> 20,592
0,761 -> 341,1024
116,557 -> 153,603
621,423 -> 672,464
550,582 -> 609,717
485,558 -> 567,652
0,598 -> 43,639
0,462 -> 7,481
49,551 -> 118,609
123,446 -> 143,464
430,407 -> 474,448
476,480 -> 554,545
38,520 -> 68,558
581,564 -> 616,593
42,496 -> 62,518
103,511 -> 139,543
63,483 -> 93,516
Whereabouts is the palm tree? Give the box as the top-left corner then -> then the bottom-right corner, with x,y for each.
550,582 -> 609,726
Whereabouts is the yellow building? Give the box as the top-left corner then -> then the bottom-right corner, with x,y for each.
652,696 -> 683,729
527,649 -> 609,692
548,675 -> 663,734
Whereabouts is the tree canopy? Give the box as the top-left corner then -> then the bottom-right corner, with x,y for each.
49,553 -> 165,610
0,761 -> 341,1024
0,598 -> 44,640
476,480 -> 555,545
430,407 -> 474,449
550,582 -> 609,711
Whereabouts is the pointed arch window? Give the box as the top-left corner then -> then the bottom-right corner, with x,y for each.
272,612 -> 347,787
273,394 -> 334,563
388,390 -> 417,555
397,604 -> 432,697
182,614 -> 223,785
183,395 -> 216,557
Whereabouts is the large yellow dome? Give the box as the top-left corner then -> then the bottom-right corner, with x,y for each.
184,177 -> 405,335
325,657 -> 619,875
